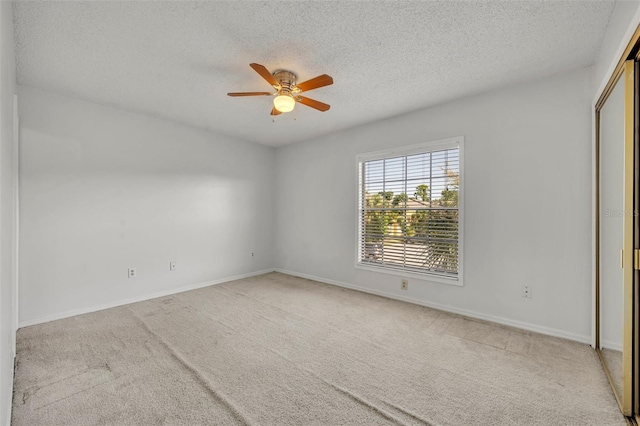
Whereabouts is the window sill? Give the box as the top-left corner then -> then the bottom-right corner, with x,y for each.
355,263 -> 463,287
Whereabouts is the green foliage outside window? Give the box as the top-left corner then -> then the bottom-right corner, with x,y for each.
362,169 -> 459,273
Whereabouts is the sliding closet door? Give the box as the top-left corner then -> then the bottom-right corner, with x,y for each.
597,60 -> 635,416
634,58 -> 640,421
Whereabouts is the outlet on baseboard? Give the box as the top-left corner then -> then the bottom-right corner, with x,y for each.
522,285 -> 532,299
401,279 -> 408,290
128,268 -> 136,278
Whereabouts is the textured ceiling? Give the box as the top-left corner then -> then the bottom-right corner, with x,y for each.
13,1 -> 614,147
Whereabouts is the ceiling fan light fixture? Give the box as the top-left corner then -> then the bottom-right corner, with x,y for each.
228,64 -> 332,115
273,94 -> 295,113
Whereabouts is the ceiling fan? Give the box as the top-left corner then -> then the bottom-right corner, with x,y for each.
227,63 -> 333,116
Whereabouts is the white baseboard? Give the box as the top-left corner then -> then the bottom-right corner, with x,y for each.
18,267 -> 592,345
274,268 -> 592,345
600,340 -> 623,352
18,269 -> 275,329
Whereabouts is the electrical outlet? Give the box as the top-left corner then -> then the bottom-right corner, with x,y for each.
169,261 -> 176,271
401,279 -> 408,290
251,252 -> 254,257
128,268 -> 136,278
522,285 -> 531,299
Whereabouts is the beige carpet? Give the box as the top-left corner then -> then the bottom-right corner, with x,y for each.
12,272 -> 624,425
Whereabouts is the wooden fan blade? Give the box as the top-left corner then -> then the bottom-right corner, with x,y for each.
296,74 -> 333,92
250,63 -> 279,87
297,96 -> 330,112
270,107 -> 282,116
227,92 -> 272,97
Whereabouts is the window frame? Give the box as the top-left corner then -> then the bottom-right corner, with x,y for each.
354,136 -> 464,286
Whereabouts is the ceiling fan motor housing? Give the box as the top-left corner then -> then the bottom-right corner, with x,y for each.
273,70 -> 298,94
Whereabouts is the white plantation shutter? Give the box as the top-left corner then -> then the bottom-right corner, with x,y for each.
357,138 -> 462,282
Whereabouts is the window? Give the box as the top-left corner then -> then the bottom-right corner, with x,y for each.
356,137 -> 463,285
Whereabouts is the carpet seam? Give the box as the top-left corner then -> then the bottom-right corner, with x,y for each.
199,286 -> 443,426
377,399 -> 439,426
252,338 -> 422,426
32,375 -> 115,411
127,308 -> 254,426
209,282 -> 587,424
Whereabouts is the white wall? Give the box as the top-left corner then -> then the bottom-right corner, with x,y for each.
0,2 -> 16,425
18,86 -> 274,325
275,67 -> 593,342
